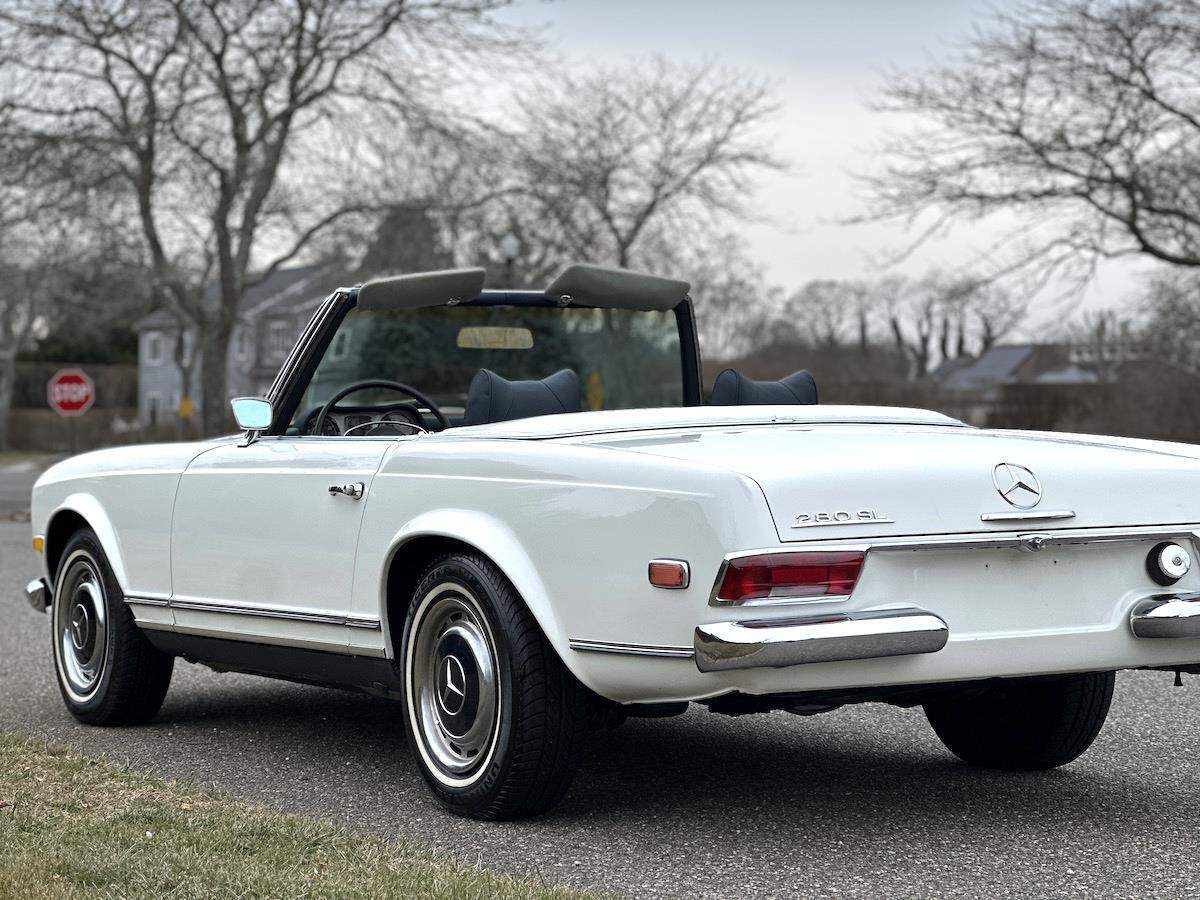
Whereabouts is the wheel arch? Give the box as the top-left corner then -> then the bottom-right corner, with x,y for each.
380,510 -> 575,678
43,495 -> 128,590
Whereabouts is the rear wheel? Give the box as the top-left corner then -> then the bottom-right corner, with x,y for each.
923,672 -> 1114,770
401,553 -> 595,819
51,529 -> 174,725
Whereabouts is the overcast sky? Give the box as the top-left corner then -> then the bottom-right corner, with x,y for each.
502,0 -> 1145,331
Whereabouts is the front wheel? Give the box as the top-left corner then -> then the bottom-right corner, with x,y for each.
401,553 -> 595,819
51,529 -> 174,725
923,672 -> 1115,771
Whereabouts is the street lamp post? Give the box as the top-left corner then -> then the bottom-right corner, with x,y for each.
499,233 -> 521,289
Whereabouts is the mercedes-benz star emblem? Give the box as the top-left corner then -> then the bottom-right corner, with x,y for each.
992,462 -> 1042,509
438,655 -> 467,716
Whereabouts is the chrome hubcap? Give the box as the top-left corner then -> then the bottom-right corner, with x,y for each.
54,553 -> 108,701
408,586 -> 501,785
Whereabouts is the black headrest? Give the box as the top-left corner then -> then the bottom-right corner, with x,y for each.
464,369 -> 583,425
710,368 -> 818,406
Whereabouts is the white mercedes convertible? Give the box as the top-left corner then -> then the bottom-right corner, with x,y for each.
24,265 -> 1200,819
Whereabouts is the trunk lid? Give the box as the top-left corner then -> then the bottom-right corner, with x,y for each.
585,422 -> 1200,540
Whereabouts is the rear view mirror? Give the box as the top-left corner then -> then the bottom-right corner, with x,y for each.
456,326 -> 534,350
230,397 -> 273,431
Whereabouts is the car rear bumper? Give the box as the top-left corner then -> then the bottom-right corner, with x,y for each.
694,607 -> 949,673
1130,592 -> 1200,638
24,577 -> 49,613
694,592 -> 1200,674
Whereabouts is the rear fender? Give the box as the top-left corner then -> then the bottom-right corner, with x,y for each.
382,509 -> 579,678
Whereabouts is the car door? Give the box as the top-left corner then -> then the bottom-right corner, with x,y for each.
169,437 -> 392,652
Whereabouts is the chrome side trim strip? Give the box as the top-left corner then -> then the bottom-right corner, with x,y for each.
569,639 -> 695,659
1130,592 -> 1200,639
124,596 -> 170,608
170,598 -> 380,631
694,607 -> 949,673
980,509 -> 1076,522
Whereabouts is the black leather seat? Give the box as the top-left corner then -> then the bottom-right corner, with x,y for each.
463,369 -> 583,425
710,368 -> 818,406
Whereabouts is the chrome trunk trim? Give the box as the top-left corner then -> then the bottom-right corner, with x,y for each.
694,607 -> 949,672
980,509 -> 1076,522
734,524 -> 1200,558
1130,592 -> 1200,639
568,639 -> 695,659
24,578 -> 49,613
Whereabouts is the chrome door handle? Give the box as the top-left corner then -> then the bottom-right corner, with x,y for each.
328,482 -> 365,500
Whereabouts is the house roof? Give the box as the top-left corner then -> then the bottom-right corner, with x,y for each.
941,345 -> 1036,391
940,343 -> 1095,391
133,265 -> 328,332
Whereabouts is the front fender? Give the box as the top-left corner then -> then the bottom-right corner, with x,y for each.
45,494 -> 129,590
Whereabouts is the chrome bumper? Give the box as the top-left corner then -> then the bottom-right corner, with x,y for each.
694,607 -> 949,673
24,577 -> 49,613
1130,592 -> 1200,639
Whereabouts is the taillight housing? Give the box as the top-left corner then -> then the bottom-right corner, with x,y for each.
713,551 -> 865,604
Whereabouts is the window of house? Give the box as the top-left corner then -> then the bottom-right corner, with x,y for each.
146,393 -> 162,427
237,327 -> 252,361
329,330 -> 351,361
269,321 -> 291,358
145,333 -> 164,366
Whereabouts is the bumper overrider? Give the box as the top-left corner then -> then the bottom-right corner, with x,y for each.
24,577 -> 49,613
695,592 -> 1200,674
1130,592 -> 1200,639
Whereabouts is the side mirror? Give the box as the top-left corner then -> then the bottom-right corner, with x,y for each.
230,397 -> 273,431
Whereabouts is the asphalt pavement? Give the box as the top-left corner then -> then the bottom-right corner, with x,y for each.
3,466 -> 1200,898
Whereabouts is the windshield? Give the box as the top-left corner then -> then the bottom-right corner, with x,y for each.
290,304 -> 683,433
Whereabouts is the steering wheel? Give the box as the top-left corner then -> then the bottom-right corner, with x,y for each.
314,380 -> 451,435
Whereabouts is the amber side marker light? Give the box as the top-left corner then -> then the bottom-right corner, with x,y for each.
648,559 -> 690,589
32,535 -> 44,554
714,551 -> 866,604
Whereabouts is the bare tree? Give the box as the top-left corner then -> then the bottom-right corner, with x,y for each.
0,0 -> 519,433
666,232 -> 778,360
0,239 -> 43,452
878,272 -> 1025,378
1065,308 -> 1141,380
861,0 -> 1200,284
491,57 -> 781,275
781,280 -> 873,352
1139,270 -> 1200,373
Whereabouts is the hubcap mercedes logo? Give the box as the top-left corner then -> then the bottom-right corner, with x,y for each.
992,462 -> 1042,509
69,605 -> 90,650
437,655 -> 467,716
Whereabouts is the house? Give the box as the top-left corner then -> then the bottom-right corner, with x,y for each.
938,344 -> 1098,396
133,266 -> 331,426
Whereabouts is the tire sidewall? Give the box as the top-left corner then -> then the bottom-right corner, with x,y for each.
400,556 -> 521,811
50,530 -> 125,718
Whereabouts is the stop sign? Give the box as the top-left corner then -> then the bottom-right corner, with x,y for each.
47,368 -> 95,417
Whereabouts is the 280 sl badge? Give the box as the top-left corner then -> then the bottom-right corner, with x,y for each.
792,509 -> 894,528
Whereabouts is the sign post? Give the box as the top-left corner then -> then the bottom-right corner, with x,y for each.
47,368 -> 95,453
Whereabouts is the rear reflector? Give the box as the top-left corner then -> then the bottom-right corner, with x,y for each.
714,551 -> 865,604
648,559 -> 690,589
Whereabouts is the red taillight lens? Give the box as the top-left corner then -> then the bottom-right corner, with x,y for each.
714,551 -> 865,604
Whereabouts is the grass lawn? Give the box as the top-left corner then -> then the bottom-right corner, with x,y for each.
0,733 -> 598,900
0,451 -> 58,469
